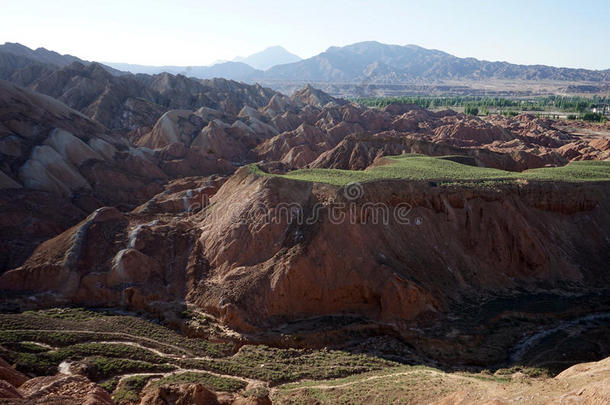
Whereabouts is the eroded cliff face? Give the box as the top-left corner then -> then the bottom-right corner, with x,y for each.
190,169 -> 609,331
3,167 -> 607,338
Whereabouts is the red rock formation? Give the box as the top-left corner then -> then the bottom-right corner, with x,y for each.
133,175 -> 225,215
0,81 -> 173,271
186,168 -> 610,331
0,188 -> 86,272
255,123 -> 346,168
310,132 -> 563,171
433,118 -> 515,147
0,204 -> 206,316
1,77 -> 609,362
0,358 -> 27,388
16,374 -> 113,404
290,84 -> 347,108
2,166 -> 608,333
139,383 -> 271,405
0,379 -> 23,399
22,62 -> 276,131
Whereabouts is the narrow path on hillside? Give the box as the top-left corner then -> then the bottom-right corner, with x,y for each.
6,329 -> 199,357
6,329 -> 268,387
116,367 -> 264,387
274,369 -> 484,392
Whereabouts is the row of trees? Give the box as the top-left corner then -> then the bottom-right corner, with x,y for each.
353,95 -> 610,114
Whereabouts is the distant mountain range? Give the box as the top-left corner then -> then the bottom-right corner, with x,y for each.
104,46 -> 301,78
106,41 -> 610,84
1,41 -> 609,98
104,60 -> 259,80
264,41 -> 610,83
0,42 -> 123,76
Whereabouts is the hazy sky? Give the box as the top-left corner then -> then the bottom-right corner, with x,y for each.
2,0 -> 609,69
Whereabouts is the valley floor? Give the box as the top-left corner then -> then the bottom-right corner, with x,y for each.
1,308 -> 608,404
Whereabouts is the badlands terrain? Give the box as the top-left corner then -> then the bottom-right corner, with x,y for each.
0,46 -> 609,404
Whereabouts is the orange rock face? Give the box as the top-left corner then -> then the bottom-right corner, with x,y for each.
1,165 -> 609,335
186,170 -> 609,331
139,383 -> 271,405
0,374 -> 115,404
0,358 -> 27,388
2,55 -> 610,404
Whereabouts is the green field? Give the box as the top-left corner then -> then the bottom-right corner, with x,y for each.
253,155 -> 610,186
0,308 -> 588,403
0,308 -> 398,401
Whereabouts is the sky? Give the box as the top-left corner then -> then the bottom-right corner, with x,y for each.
2,0 -> 609,69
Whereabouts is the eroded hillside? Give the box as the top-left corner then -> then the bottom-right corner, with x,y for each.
0,60 -> 609,403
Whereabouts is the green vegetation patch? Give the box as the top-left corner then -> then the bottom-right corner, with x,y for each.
81,356 -> 175,381
277,365 -> 434,390
0,308 -> 232,357
352,95 -> 609,115
2,350 -> 66,376
152,371 -> 246,392
256,155 -> 610,186
182,345 -> 397,385
112,374 -> 156,403
493,365 -> 551,379
273,366 -> 452,405
57,342 -> 168,364
99,376 -> 121,394
522,160 -> 610,182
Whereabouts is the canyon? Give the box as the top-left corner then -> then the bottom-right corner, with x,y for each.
0,45 -> 609,404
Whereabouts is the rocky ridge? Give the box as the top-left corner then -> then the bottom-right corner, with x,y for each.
0,59 -> 609,405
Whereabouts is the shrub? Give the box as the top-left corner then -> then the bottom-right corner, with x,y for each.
464,105 -> 479,116
582,112 -> 605,122
113,375 -> 155,403
152,372 -> 246,392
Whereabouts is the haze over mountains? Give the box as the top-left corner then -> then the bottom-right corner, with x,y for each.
1,30 -> 610,403
109,41 -> 610,83
266,41 -> 610,82
0,42 -> 123,76
104,46 -> 302,78
7,41 -> 609,83
232,45 -> 301,70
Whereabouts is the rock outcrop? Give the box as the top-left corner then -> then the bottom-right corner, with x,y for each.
0,358 -> 27,388
0,204 -> 205,316
290,84 -> 347,108
2,49 -> 610,403
3,54 -> 277,132
139,383 -> 271,405
0,373 -> 113,404
310,132 -> 562,171
3,166 -> 608,337
0,80 -> 169,272
187,169 -> 610,331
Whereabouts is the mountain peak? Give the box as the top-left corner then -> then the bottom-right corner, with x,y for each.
233,45 -> 301,71
266,41 -> 609,83
0,42 -> 82,68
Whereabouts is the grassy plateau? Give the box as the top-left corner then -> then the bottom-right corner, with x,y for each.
252,154 -> 610,186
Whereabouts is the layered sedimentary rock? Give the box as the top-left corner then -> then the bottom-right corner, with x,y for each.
2,167 -> 608,337
139,383 -> 271,405
25,62 -> 277,131
0,80 -> 165,271
0,372 -> 113,404
189,169 -> 610,331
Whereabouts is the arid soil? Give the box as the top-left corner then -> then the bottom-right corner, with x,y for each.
1,72 -> 609,403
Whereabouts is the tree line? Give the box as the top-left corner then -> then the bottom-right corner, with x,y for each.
352,95 -> 610,114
